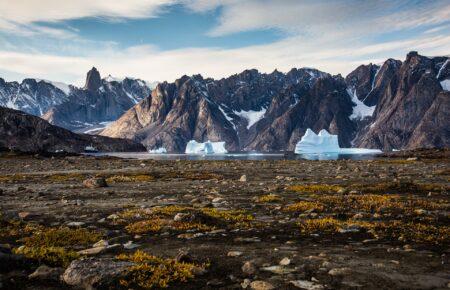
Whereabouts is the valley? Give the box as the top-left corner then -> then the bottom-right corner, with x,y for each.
0,150 -> 448,289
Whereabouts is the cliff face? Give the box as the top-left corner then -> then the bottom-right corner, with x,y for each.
0,107 -> 145,153
101,69 -> 357,152
42,68 -> 151,132
353,52 -> 449,150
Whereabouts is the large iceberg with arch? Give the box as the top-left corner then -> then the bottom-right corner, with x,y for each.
185,140 -> 228,154
295,129 -> 381,154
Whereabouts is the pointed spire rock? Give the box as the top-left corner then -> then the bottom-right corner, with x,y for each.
84,67 -> 101,92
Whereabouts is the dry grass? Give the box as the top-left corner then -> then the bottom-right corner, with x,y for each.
117,250 -> 206,289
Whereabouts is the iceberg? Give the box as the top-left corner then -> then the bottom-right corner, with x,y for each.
295,129 -> 381,154
185,140 -> 228,154
148,147 -> 167,154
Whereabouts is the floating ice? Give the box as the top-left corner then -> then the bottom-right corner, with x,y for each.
148,147 -> 167,154
185,140 -> 228,154
295,129 -> 381,154
441,79 -> 450,91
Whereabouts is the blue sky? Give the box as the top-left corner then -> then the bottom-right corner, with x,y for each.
0,0 -> 449,85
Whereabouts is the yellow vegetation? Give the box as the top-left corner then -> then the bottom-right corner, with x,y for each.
22,227 -> 101,248
257,194 -> 282,203
117,250 -> 205,289
13,246 -> 79,267
288,184 -> 343,193
284,201 -> 324,212
106,174 -> 155,183
297,217 -> 343,234
126,219 -> 162,234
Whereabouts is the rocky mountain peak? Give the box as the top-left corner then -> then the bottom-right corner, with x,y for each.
84,67 -> 102,92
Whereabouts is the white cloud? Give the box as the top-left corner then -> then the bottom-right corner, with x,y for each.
0,1 -> 449,84
1,33 -> 449,86
0,0 -> 177,37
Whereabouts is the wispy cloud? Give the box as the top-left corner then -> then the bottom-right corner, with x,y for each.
0,0 -> 449,83
1,33 -> 449,85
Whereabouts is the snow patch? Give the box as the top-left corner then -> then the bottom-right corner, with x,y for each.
440,79 -> 450,91
437,59 -> 449,79
148,147 -> 167,154
347,89 -> 376,120
37,79 -> 71,95
185,140 -> 228,154
295,129 -> 381,154
234,108 -> 266,129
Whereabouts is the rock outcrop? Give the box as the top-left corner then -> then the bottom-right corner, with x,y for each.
0,68 -> 152,133
353,52 -> 449,150
102,52 -> 449,152
0,106 -> 145,153
42,68 -> 152,132
0,78 -> 69,116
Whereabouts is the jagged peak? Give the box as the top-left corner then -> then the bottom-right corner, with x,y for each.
84,66 -> 102,92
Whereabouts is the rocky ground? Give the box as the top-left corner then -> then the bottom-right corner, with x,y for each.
0,150 -> 449,289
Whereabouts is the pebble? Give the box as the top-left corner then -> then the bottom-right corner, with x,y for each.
261,265 -> 295,274
123,241 -> 140,249
241,278 -> 251,289
242,261 -> 257,275
328,267 -> 351,276
67,221 -> 85,227
227,251 -> 243,257
83,177 -> 107,188
279,257 -> 291,266
239,175 -> 247,182
290,280 -> 324,290
250,280 -> 275,290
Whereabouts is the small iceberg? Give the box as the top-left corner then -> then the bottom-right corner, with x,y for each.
295,129 -> 381,154
148,147 -> 167,154
185,140 -> 228,154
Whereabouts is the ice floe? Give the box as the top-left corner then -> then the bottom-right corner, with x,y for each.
148,147 -> 167,154
295,129 -> 382,154
185,140 -> 228,154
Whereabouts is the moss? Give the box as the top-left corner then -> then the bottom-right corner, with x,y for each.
355,181 -> 448,195
297,217 -> 343,235
13,246 -> 79,267
257,194 -> 282,203
284,201 -> 324,213
106,174 -> 155,183
162,171 -> 223,181
317,194 -> 399,213
288,184 -> 343,193
200,208 -> 254,223
0,218 -> 40,241
126,219 -> 162,234
171,221 -> 214,232
22,227 -> 101,248
362,221 -> 450,245
151,205 -> 193,217
117,250 -> 205,289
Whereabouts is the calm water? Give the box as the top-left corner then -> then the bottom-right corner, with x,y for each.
88,152 -> 380,161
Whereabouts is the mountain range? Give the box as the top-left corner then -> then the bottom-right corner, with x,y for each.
0,67 -> 153,133
0,51 -> 449,153
101,51 -> 450,152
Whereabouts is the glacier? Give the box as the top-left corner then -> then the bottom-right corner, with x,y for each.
295,129 -> 382,154
148,147 -> 167,154
185,140 -> 228,154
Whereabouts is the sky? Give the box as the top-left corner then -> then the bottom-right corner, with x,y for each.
0,0 -> 449,85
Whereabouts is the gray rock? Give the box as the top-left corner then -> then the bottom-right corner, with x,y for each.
290,280 -> 324,290
28,265 -> 63,281
250,280 -> 275,290
83,178 -> 107,189
242,261 -> 257,275
62,258 -> 134,289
